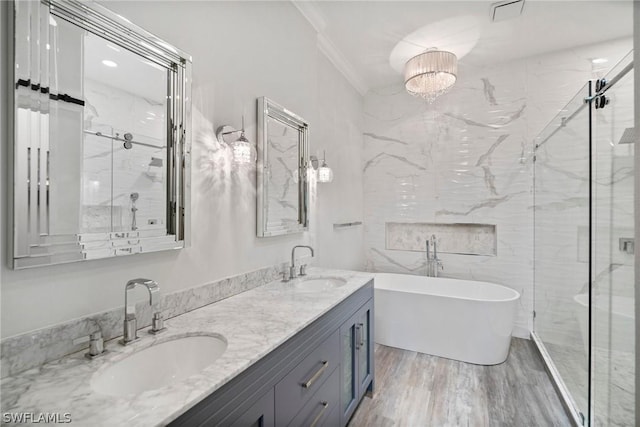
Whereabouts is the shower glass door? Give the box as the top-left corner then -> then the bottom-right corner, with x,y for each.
534,51 -> 635,426
591,52 -> 635,427
533,84 -> 591,422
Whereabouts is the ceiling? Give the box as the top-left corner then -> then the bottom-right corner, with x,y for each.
301,1 -> 634,92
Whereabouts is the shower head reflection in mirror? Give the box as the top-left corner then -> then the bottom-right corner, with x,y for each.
10,0 -> 192,268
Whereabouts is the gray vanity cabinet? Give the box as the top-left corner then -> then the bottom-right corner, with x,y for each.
230,389 -> 274,427
356,301 -> 374,399
169,282 -> 373,427
339,299 -> 374,426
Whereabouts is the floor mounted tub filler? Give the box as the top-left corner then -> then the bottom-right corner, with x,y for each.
374,273 -> 520,365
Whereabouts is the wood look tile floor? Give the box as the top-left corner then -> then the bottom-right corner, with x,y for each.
348,339 -> 571,427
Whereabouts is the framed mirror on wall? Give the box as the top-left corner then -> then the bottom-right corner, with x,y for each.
256,97 -> 309,237
9,0 -> 192,269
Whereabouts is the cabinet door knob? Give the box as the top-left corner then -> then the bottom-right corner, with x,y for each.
301,360 -> 328,389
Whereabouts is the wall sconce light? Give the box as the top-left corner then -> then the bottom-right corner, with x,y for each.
216,116 -> 254,164
310,150 -> 333,183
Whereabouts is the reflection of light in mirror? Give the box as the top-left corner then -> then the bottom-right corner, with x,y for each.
144,61 -> 166,72
592,58 -> 608,64
140,41 -> 163,56
158,40 -> 178,54
107,44 -> 120,52
46,43 -> 50,50
148,112 -> 156,117
102,60 -> 117,68
49,16 -> 57,26
115,14 -> 132,24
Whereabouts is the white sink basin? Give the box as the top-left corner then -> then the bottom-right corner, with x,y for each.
295,276 -> 347,291
92,335 -> 227,396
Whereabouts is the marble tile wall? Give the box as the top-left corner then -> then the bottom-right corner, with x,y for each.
265,118 -> 300,230
362,38 -> 633,338
0,262 -> 287,379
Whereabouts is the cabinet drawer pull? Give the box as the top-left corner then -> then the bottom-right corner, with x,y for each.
310,401 -> 329,427
358,323 -> 365,347
302,361 -> 328,389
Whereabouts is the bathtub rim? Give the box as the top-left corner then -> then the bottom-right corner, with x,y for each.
373,272 -> 521,303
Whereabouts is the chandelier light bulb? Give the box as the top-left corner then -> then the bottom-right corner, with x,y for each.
404,50 -> 457,103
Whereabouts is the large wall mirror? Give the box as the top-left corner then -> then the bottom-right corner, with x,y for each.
257,97 -> 309,237
9,1 -> 192,269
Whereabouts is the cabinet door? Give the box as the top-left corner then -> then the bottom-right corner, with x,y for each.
339,312 -> 359,426
230,388 -> 275,427
357,300 -> 374,398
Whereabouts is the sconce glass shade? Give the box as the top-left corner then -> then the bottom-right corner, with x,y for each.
317,161 -> 333,183
231,132 -> 253,164
404,50 -> 457,103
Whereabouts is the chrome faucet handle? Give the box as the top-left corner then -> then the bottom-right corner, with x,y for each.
289,265 -> 298,280
73,330 -> 107,360
299,264 -> 307,276
120,313 -> 139,346
149,311 -> 166,335
281,270 -> 290,282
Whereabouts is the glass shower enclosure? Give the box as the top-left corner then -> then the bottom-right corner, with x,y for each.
532,52 -> 635,426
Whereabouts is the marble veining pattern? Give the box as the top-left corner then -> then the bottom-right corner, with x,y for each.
362,40 -> 631,339
0,263 -> 288,379
386,222 -> 497,256
0,268 -> 373,426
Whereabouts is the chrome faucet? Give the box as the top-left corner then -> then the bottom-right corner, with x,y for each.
289,245 -> 314,280
426,235 -> 444,277
120,278 -> 160,345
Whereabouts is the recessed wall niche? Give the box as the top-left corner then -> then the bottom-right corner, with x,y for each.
385,222 -> 497,256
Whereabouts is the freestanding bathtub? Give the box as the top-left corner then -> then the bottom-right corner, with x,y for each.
374,273 -> 520,365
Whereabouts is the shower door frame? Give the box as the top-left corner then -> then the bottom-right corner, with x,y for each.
531,56 -> 635,427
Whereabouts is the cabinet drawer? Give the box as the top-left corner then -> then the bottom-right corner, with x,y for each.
287,365 -> 340,427
275,330 -> 339,426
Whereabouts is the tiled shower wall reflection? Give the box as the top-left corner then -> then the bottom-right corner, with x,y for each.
362,39 -> 632,337
82,79 -> 167,233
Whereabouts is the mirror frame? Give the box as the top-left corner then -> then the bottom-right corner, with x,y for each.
8,0 -> 192,269
256,97 -> 309,237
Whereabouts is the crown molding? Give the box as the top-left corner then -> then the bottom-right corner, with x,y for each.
292,1 -> 369,96
316,34 -> 368,96
292,0 -> 326,33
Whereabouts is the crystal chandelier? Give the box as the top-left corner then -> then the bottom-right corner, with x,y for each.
404,50 -> 457,103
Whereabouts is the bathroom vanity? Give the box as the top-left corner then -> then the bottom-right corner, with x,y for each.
0,269 -> 374,427
171,279 -> 373,426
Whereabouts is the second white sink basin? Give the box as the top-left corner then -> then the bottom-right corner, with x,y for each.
295,276 -> 347,291
92,335 -> 227,396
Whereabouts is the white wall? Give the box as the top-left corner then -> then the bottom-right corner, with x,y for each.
0,1 -> 365,338
362,38 -> 632,338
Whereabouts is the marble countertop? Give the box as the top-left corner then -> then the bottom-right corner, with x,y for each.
0,268 -> 374,426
